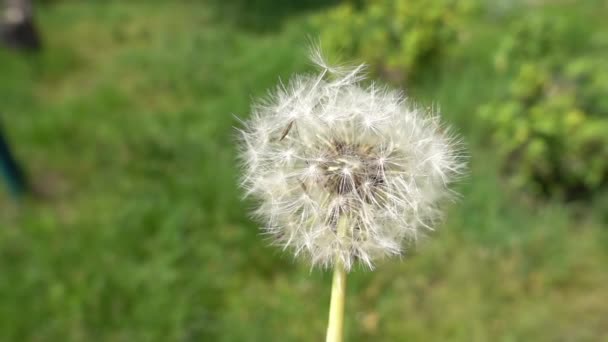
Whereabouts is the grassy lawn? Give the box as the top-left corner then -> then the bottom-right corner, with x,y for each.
0,1 -> 606,341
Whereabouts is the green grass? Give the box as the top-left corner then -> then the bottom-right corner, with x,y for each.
0,1 -> 607,341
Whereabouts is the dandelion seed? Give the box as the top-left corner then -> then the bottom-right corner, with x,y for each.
238,50 -> 466,271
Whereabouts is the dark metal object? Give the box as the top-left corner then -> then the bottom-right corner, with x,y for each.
0,0 -> 41,51
0,121 -> 28,196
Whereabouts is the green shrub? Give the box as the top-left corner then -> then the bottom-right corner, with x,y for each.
314,0 -> 478,83
493,14 -> 569,72
479,58 -> 608,197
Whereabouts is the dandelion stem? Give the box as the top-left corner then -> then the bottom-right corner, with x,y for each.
326,217 -> 348,342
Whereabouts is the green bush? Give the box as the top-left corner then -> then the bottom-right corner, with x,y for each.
493,14 -> 569,72
314,0 -> 478,83
479,58 -> 608,197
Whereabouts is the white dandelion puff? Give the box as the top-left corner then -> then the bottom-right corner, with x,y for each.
237,51 -> 466,272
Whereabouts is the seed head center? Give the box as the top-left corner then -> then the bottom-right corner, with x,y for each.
321,141 -> 381,195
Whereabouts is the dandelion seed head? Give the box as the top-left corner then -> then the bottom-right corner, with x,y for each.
238,50 -> 466,271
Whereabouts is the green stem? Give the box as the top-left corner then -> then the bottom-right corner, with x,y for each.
326,217 -> 348,342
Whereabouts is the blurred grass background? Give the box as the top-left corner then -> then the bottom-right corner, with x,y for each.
0,0 -> 607,341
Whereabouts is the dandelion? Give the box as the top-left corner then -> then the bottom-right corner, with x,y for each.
237,49 -> 466,341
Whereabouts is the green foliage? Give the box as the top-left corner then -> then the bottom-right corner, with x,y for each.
480,58 -> 608,197
493,14 -> 569,72
480,7 -> 608,197
314,0 -> 478,83
209,0 -> 340,31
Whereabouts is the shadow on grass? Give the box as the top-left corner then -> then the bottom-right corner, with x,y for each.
209,0 -> 341,32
